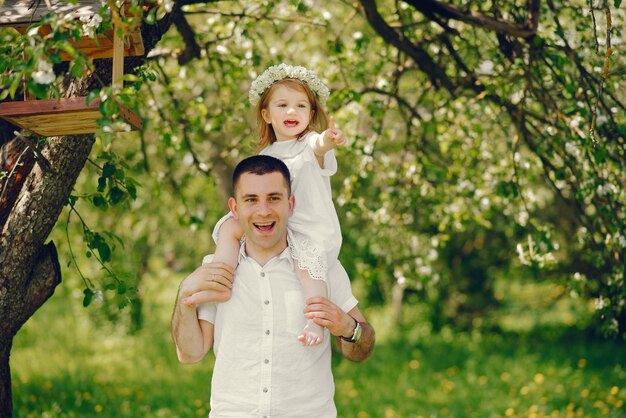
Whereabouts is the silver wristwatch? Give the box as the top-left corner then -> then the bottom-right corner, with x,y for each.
340,318 -> 362,343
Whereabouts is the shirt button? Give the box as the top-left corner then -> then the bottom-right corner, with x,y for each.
261,272 -> 266,277
264,300 -> 270,305
264,359 -> 269,364
265,330 -> 270,335
263,387 -> 268,393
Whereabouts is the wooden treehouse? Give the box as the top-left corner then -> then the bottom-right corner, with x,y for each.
0,0 -> 144,136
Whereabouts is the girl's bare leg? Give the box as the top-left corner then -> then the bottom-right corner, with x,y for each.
212,217 -> 243,301
296,265 -> 328,346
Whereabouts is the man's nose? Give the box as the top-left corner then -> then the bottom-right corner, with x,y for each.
257,200 -> 272,215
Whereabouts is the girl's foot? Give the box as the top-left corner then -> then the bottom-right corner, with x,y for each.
298,319 -> 324,346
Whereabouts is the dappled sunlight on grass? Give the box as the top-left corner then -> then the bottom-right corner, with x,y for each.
12,270 -> 626,417
333,331 -> 626,417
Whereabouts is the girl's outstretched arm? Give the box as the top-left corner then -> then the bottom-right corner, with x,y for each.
313,116 -> 348,168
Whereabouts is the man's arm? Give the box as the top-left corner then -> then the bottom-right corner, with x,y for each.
171,262 -> 234,363
336,307 -> 375,363
304,297 -> 375,362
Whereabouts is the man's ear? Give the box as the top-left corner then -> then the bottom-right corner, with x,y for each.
261,108 -> 272,124
288,195 -> 295,216
228,197 -> 239,219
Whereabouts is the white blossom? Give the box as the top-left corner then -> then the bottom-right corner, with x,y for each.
93,290 -> 104,304
478,60 -> 494,75
32,59 -> 55,84
81,12 -> 104,38
248,63 -> 330,106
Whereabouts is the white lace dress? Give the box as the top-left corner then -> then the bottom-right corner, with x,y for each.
213,131 -> 342,282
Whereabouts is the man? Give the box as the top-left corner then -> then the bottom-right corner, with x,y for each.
171,155 -> 374,418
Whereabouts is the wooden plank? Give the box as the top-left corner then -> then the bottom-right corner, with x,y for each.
0,97 -> 142,136
0,97 -> 99,116
1,110 -> 103,136
112,25 -> 124,85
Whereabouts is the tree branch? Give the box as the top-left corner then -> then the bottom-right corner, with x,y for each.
173,6 -> 202,65
357,0 -> 455,92
404,0 -> 539,39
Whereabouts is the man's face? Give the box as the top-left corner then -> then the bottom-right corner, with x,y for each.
229,171 -> 294,262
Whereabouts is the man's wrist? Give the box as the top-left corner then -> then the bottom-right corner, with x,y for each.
341,317 -> 356,338
340,316 -> 361,343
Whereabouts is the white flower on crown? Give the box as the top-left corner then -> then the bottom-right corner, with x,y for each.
248,63 -> 330,106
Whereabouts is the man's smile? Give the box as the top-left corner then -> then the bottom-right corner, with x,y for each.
254,221 -> 276,232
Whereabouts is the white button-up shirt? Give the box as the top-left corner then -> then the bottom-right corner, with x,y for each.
197,243 -> 358,418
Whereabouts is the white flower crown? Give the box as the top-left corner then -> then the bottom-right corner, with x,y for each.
248,63 -> 330,106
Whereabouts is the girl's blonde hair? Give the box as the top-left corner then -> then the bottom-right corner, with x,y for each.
256,78 -> 329,151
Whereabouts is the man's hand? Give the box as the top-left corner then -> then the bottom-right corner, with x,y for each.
303,296 -> 355,338
304,296 -> 375,362
179,262 -> 235,306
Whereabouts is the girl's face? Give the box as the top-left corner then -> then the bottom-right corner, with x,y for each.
261,84 -> 313,142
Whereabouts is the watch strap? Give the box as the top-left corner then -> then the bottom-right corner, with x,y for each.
340,318 -> 361,343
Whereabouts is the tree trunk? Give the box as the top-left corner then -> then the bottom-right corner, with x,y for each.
0,338 -> 12,418
0,136 -> 93,417
0,10 -> 175,414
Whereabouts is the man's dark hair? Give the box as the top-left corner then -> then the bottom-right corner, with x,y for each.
232,155 -> 292,196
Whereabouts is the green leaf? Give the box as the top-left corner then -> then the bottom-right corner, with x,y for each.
126,183 -> 137,200
67,195 -> 78,206
615,0 -> 622,7
83,288 -> 94,307
102,162 -> 116,178
9,75 -> 22,99
109,186 -> 125,205
93,194 -> 108,208
94,238 -> 111,262
26,82 -> 50,99
97,176 -> 106,192
86,89 -> 100,106
70,59 -> 85,78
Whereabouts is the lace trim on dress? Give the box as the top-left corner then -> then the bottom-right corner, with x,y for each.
288,233 -> 327,282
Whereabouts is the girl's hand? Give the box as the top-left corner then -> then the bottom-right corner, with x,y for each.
179,262 -> 235,306
324,117 -> 348,147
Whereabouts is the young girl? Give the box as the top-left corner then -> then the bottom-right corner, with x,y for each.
213,64 -> 347,346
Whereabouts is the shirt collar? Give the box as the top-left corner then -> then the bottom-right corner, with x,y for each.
238,237 -> 294,269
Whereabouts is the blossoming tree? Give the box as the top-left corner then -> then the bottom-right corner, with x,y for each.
1,1 -> 625,416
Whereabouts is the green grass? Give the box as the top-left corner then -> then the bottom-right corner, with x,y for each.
11,274 -> 626,418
